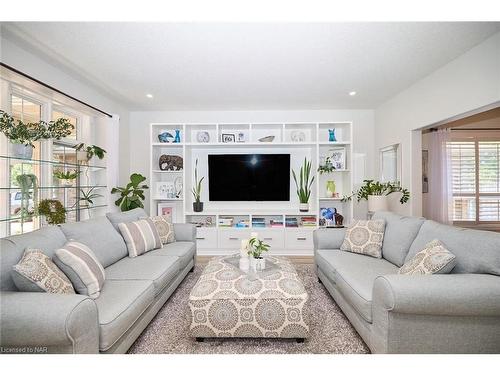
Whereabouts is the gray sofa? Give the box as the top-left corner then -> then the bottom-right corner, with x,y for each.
314,211 -> 500,354
0,208 -> 196,354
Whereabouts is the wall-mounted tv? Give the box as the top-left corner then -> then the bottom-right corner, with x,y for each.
208,154 -> 290,201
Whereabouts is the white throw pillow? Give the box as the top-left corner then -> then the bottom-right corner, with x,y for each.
340,219 -> 386,258
398,239 -> 457,275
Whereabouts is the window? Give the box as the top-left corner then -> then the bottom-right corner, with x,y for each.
450,138 -> 500,223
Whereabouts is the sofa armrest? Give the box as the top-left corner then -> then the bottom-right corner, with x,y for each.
0,292 -> 99,353
313,228 -> 346,250
173,223 -> 196,242
373,274 -> 500,317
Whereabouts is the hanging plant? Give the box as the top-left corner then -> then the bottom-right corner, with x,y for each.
38,199 -> 66,225
16,174 -> 38,217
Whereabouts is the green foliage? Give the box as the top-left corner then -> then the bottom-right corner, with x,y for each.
317,156 -> 336,174
16,174 -> 38,217
53,169 -> 80,180
248,238 -> 270,258
74,143 -> 107,160
38,199 -> 66,225
0,110 -> 74,147
78,187 -> 103,206
111,173 -> 149,212
341,179 -> 410,204
191,158 -> 204,203
292,158 -> 315,203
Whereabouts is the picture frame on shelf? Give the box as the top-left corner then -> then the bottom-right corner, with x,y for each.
157,202 -> 176,222
329,147 -> 346,170
155,181 -> 176,199
236,132 -> 246,142
221,133 -> 236,143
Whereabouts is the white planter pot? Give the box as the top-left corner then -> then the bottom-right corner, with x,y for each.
10,143 -> 33,159
299,203 -> 309,212
60,179 -> 75,186
76,150 -> 90,162
250,257 -> 266,271
368,195 -> 388,212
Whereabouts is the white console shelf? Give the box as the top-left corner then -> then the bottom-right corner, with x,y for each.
149,122 -> 353,256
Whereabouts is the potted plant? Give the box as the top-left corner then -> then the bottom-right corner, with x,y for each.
53,169 -> 80,186
15,173 -> 38,218
248,238 -> 270,271
74,143 -> 106,162
317,156 -> 336,174
0,110 -> 73,159
38,199 -> 66,225
77,187 -> 103,218
191,158 -> 204,212
342,179 -> 410,212
292,157 -> 315,212
111,173 -> 148,212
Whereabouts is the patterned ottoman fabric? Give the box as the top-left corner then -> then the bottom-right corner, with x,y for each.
189,255 -> 309,339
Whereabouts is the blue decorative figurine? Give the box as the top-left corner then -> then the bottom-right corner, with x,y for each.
173,129 -> 181,143
328,129 -> 337,142
158,131 -> 174,143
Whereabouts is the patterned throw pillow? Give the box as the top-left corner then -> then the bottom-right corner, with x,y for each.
141,215 -> 176,244
118,218 -> 162,257
340,219 -> 386,258
12,249 -> 75,294
54,241 -> 106,299
398,239 -> 457,275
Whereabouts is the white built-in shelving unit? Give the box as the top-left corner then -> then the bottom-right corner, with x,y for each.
149,122 -> 353,255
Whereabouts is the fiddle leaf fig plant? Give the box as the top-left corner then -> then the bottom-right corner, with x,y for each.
111,173 -> 149,212
342,179 -> 410,204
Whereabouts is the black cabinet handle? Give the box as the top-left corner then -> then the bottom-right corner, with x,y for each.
229,237 -> 239,240
196,237 -> 205,240
297,237 -> 307,240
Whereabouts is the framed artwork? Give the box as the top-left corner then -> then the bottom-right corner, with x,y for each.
221,133 -> 236,143
157,203 -> 176,222
155,181 -> 175,199
329,147 -> 346,170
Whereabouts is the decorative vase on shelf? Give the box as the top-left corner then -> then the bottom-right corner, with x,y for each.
326,180 -> 336,198
299,203 -> 309,212
173,129 -> 181,143
367,195 -> 388,212
193,201 -> 204,212
328,129 -> 337,142
10,143 -> 33,159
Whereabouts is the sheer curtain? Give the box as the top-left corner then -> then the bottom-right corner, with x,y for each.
426,129 -> 453,224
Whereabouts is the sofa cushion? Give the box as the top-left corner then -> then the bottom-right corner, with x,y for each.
12,249 -> 75,294
372,211 -> 425,266
54,241 -> 106,298
147,215 -> 176,244
59,216 -> 128,268
145,241 -> 195,270
1,226 -> 67,291
399,239 -> 457,275
316,249 -> 398,322
407,220 -> 500,276
106,208 -> 148,231
118,218 -> 162,257
104,255 -> 180,296
94,279 -> 154,351
340,219 -> 385,258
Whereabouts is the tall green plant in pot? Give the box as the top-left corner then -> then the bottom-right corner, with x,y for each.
111,173 -> 149,212
191,159 -> 205,212
292,158 -> 315,212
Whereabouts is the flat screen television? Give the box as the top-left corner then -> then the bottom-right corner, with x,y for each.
208,154 -> 290,201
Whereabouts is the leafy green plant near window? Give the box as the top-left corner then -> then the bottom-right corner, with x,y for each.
53,170 -> 80,180
77,187 -> 103,218
317,156 -> 336,174
38,199 -> 66,225
0,110 -> 74,147
248,238 -> 270,259
74,143 -> 106,161
292,158 -> 315,204
341,179 -> 410,204
16,174 -> 38,217
111,173 -> 149,212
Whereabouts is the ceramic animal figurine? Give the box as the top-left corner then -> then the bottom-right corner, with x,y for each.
158,131 -> 174,143
328,129 -> 337,142
334,211 -> 344,227
159,155 -> 184,171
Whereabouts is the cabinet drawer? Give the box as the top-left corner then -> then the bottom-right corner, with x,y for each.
218,229 -> 251,249
195,228 -> 217,249
285,230 -> 314,250
253,230 -> 285,249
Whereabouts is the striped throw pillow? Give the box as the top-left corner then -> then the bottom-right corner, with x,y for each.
53,241 -> 106,299
118,218 -> 162,257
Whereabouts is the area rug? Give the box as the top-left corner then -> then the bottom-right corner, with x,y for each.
128,263 -> 370,354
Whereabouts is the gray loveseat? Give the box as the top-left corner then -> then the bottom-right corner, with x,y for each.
314,211 -> 500,354
0,208 -> 196,354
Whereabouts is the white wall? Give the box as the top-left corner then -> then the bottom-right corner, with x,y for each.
375,31 -> 500,216
128,110 -> 375,214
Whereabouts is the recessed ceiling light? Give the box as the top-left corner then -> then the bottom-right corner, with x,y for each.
146,94 -> 153,98
349,91 -> 357,96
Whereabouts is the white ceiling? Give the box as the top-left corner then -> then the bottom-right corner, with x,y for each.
3,22 -> 500,111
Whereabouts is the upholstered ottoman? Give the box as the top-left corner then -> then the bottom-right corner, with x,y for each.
188,255 -> 309,342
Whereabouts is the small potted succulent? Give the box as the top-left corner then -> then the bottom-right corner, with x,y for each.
53,169 -> 80,186
191,158 -> 205,212
74,143 -> 106,162
292,157 -> 315,212
248,237 -> 270,271
0,110 -> 73,159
